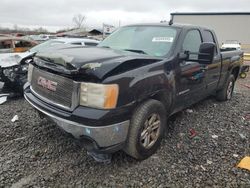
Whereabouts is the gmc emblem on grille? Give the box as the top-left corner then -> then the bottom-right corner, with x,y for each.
37,76 -> 58,92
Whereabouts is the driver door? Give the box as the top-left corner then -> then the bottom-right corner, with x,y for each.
175,29 -> 207,108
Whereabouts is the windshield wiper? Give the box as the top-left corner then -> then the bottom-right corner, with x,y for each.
123,49 -> 148,55
100,46 -> 110,48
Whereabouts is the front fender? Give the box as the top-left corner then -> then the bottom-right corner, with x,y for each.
128,66 -> 174,113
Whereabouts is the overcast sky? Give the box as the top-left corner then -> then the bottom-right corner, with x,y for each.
0,0 -> 249,32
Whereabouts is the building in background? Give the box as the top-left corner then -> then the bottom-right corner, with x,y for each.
102,24 -> 116,38
170,12 -> 250,52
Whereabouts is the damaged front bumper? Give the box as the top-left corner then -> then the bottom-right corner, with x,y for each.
0,65 -> 28,93
0,52 -> 34,93
24,84 -> 131,153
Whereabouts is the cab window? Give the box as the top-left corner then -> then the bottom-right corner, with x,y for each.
182,30 -> 202,60
203,30 -> 217,54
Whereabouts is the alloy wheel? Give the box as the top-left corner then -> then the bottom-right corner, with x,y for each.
227,81 -> 233,100
140,113 -> 161,149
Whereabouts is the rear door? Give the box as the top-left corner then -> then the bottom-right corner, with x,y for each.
202,30 -> 221,93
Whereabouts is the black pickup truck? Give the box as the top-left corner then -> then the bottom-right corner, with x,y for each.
24,23 -> 244,160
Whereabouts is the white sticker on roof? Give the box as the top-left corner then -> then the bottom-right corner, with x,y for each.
152,37 -> 174,43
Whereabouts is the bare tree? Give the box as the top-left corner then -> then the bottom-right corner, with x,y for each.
72,14 -> 86,29
34,27 -> 48,33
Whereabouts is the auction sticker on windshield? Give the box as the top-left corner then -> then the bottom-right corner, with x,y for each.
152,37 -> 174,42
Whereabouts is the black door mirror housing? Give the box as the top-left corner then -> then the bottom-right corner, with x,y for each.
198,42 -> 216,64
179,43 -> 216,64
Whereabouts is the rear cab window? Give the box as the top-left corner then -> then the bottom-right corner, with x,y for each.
203,30 -> 218,54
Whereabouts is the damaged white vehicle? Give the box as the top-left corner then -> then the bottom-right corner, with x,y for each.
0,38 -> 100,99
0,52 -> 34,96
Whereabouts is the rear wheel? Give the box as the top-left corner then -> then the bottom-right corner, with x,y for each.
216,74 -> 235,101
124,99 -> 166,160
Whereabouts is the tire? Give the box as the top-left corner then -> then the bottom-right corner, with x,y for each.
216,74 -> 235,101
124,99 -> 166,160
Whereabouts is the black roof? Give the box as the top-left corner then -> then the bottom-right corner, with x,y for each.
171,12 -> 250,16
126,22 -> 196,27
121,23 -> 210,30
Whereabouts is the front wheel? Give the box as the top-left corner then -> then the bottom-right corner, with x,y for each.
124,99 -> 166,160
216,75 -> 235,101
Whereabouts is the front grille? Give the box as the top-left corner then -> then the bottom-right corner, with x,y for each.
31,67 -> 76,109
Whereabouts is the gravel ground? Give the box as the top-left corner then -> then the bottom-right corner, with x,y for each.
0,76 -> 250,187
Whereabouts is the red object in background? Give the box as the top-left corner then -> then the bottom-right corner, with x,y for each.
244,114 -> 250,121
240,84 -> 250,89
189,128 -> 197,138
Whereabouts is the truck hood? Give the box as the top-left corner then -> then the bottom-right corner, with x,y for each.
35,47 -> 163,80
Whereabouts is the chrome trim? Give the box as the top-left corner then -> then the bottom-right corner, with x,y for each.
178,89 -> 190,96
24,94 -> 130,147
71,82 -> 81,110
30,86 -> 72,111
30,67 -> 80,111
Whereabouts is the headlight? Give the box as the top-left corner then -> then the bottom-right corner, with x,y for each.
27,64 -> 34,83
80,82 -> 119,109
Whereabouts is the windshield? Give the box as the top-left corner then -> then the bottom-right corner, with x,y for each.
30,40 -> 64,52
99,26 -> 177,57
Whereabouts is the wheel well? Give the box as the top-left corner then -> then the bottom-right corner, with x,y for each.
231,67 -> 240,80
150,91 -> 172,113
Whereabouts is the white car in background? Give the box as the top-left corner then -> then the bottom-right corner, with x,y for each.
221,40 -> 241,51
0,38 -> 100,95
29,38 -> 100,53
1,38 -> 100,68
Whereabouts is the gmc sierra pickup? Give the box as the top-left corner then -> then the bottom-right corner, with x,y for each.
24,23 -> 244,160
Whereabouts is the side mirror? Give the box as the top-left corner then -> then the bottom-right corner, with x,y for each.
198,42 -> 216,64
